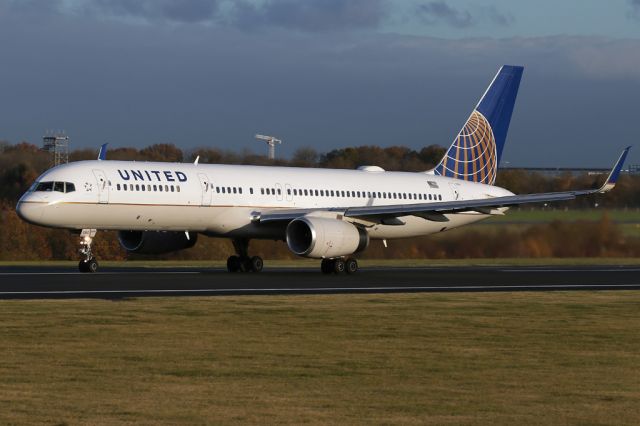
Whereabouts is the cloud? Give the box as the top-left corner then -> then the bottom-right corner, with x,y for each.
484,6 -> 514,27
628,0 -> 640,18
0,4 -> 638,167
86,0 -> 220,24
232,0 -> 389,32
416,1 -> 474,28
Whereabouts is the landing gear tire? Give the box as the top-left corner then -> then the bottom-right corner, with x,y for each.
79,258 -> 98,273
227,255 -> 241,272
321,259 -> 333,274
227,239 -> 263,273
333,258 -> 346,274
250,256 -> 264,272
227,255 -> 264,273
345,258 -> 358,274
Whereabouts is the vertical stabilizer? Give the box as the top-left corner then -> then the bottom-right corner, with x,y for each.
432,65 -> 523,185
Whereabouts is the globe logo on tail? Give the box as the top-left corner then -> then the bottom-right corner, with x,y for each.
434,110 -> 497,185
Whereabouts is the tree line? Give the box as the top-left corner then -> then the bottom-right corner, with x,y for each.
1,140 -> 639,260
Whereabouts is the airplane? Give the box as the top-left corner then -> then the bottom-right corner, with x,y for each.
16,65 -> 631,274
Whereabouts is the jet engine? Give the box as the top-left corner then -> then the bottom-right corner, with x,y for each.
118,231 -> 197,254
286,217 -> 369,258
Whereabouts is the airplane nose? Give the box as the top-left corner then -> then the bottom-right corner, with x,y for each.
16,201 -> 45,224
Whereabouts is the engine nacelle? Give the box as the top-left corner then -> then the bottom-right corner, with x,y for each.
118,231 -> 197,254
286,217 -> 369,259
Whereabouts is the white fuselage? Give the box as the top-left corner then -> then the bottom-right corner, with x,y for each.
16,160 -> 513,240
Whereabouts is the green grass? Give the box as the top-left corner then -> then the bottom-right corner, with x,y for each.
1,293 -> 639,424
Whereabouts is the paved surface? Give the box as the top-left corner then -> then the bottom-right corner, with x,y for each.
0,265 -> 639,299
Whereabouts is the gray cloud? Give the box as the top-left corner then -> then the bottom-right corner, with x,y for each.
629,0 -> 640,18
415,2 -> 514,28
485,6 -> 514,27
86,0 -> 220,24
0,6 -> 637,168
232,0 -> 389,32
416,1 -> 474,27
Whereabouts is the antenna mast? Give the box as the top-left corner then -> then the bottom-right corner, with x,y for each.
255,134 -> 282,160
42,131 -> 69,167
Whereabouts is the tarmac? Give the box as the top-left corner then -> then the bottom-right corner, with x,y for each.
1,265 -> 639,299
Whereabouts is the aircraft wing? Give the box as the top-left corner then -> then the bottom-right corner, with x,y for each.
257,147 -> 630,224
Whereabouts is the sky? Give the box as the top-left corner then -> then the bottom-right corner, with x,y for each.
1,0 -> 640,167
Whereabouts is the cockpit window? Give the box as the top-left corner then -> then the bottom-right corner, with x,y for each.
34,182 -> 54,192
33,181 -> 76,193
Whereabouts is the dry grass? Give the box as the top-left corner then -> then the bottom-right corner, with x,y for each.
1,292 -> 639,425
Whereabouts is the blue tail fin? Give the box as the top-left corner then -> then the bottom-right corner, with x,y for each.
432,65 -> 523,185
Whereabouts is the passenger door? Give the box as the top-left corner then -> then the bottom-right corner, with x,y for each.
92,169 -> 109,204
285,184 -> 293,202
198,173 -> 212,206
448,182 -> 462,201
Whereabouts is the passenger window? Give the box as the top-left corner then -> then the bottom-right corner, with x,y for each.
439,194 -> 442,200
222,187 -> 226,194
141,185 -> 145,192
177,186 -> 180,193
227,187 -> 231,193
117,184 -> 121,191
250,188 -> 253,194
233,187 -> 237,194
153,185 -> 157,191
159,185 -> 163,192
239,188 -> 242,194
123,185 -> 127,191
331,190 -> 335,196
304,189 -> 308,196
341,191 -> 345,197
294,189 -> 298,196
165,185 -> 169,192
148,185 -> 151,191
277,188 -> 281,195
287,189 -> 291,195
171,186 -> 175,192
260,188 -> 264,195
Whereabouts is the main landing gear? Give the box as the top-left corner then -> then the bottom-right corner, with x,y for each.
227,238 -> 263,273
78,229 -> 99,273
321,257 -> 358,274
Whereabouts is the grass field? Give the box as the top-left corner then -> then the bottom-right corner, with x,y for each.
1,292 -> 639,425
476,208 -> 640,238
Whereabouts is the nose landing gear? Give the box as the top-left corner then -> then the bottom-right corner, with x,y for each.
78,229 -> 99,273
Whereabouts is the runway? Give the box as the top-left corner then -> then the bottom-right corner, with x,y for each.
0,265 -> 639,299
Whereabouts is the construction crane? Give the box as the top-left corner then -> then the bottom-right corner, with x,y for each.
255,134 -> 282,160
